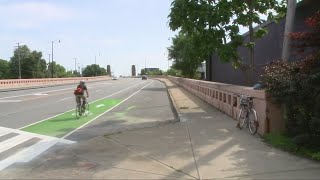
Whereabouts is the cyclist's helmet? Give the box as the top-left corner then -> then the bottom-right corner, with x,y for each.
80,80 -> 85,85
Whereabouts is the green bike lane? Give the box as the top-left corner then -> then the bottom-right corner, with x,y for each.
20,81 -> 152,139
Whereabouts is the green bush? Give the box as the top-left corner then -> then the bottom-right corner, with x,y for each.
261,11 -> 320,147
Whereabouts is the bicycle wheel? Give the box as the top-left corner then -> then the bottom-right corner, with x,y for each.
238,109 -> 247,129
248,109 -> 258,135
84,102 -> 90,116
75,104 -> 81,119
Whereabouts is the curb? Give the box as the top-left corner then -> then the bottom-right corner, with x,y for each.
153,78 -> 181,122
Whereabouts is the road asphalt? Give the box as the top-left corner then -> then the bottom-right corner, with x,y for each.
0,78 -> 320,179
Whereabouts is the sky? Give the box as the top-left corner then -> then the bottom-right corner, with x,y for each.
0,0 -> 176,76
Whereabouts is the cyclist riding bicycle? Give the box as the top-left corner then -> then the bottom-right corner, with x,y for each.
74,80 -> 89,111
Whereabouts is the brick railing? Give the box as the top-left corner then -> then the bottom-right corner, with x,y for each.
166,76 -> 285,135
0,76 -> 111,89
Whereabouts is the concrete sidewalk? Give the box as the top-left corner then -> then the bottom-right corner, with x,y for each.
1,78 -> 320,179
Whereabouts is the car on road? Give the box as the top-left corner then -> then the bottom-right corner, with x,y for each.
142,75 -> 147,80
112,76 -> 118,80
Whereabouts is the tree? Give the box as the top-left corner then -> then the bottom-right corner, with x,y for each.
0,59 -> 10,79
168,0 -> 286,84
140,69 -> 146,75
9,45 -> 30,78
21,50 -> 47,78
55,64 -> 67,78
168,33 -> 204,78
9,45 -> 49,79
82,64 -> 107,77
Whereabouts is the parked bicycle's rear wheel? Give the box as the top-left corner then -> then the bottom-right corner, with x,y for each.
248,109 -> 258,135
238,109 -> 247,129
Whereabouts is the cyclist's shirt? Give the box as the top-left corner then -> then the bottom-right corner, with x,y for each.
76,84 -> 87,95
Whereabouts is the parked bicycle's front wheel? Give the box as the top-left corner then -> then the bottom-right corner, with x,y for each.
248,109 -> 258,135
238,109 -> 247,129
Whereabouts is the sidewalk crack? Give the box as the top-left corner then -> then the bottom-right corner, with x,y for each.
185,121 -> 201,180
105,137 -> 198,180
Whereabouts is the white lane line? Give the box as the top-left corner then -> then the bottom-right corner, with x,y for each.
62,81 -> 154,139
33,93 -> 48,96
18,81 -> 148,130
60,97 -> 72,101
0,100 -> 22,103
0,139 -> 59,171
96,90 -> 102,92
0,135 -> 33,154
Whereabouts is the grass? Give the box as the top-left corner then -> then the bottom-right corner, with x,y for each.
264,133 -> 320,161
22,99 -> 121,138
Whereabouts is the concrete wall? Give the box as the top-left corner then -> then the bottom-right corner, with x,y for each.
0,76 -> 111,90
167,76 -> 285,135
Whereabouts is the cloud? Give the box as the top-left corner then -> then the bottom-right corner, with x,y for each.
0,2 -> 76,29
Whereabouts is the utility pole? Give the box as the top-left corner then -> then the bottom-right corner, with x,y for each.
95,55 -> 97,76
51,41 -> 54,78
74,58 -> 77,74
282,0 -> 297,62
16,43 -> 21,79
48,54 -> 51,77
77,63 -> 81,76
51,40 -> 60,78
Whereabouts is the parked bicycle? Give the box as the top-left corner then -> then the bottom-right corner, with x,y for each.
236,94 -> 259,135
75,100 -> 90,118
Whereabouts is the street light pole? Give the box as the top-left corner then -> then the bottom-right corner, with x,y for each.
51,40 -> 60,78
95,55 -> 97,76
74,58 -> 77,75
17,43 -> 21,79
48,54 -> 51,77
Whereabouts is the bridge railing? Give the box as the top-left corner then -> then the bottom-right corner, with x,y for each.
165,76 -> 285,136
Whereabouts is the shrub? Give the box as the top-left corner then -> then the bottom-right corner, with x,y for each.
261,11 -> 320,147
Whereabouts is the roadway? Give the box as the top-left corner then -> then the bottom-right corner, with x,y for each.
0,78 -> 176,171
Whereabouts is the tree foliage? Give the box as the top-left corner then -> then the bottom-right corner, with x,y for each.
0,59 -> 10,79
262,11 -> 320,147
82,64 -> 107,77
167,33 -> 204,78
168,0 -> 286,83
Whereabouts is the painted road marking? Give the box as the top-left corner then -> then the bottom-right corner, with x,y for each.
0,139 -> 58,171
0,135 -> 33,154
18,81 -> 147,130
0,100 -> 22,103
19,81 -> 152,139
62,81 -> 154,139
60,97 -> 72,101
96,104 -> 105,108
22,99 -> 121,138
0,126 -> 75,171
0,130 -> 11,137
96,90 -> 102,92
33,93 -> 48,96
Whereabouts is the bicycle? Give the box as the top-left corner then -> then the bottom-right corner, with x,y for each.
236,94 -> 259,135
75,100 -> 90,118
